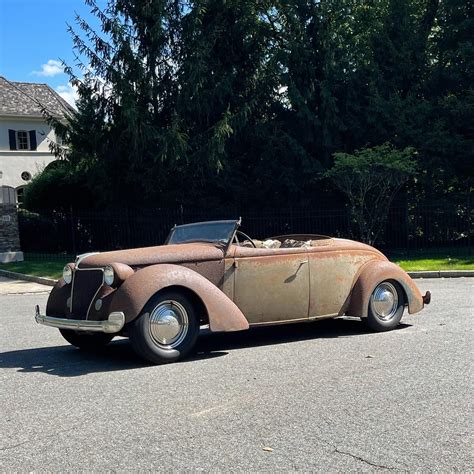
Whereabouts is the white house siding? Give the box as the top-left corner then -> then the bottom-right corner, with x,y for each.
0,151 -> 55,188
0,116 -> 57,189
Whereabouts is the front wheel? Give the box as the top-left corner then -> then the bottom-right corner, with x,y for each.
59,329 -> 115,349
128,290 -> 199,364
365,280 -> 405,332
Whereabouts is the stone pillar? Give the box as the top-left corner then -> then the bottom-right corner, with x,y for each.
0,204 -> 24,263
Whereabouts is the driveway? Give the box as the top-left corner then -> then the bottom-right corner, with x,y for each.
0,277 -> 472,471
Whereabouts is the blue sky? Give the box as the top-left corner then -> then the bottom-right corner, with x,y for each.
0,0 -> 105,105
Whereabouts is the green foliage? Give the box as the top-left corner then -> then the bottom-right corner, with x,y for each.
325,144 -> 417,244
23,161 -> 98,212
25,0 -> 472,220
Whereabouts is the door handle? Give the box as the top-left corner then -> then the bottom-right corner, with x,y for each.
295,260 -> 308,272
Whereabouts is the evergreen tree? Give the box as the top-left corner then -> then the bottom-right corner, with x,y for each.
24,0 -> 473,214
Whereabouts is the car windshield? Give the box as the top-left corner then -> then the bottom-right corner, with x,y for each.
166,220 -> 239,246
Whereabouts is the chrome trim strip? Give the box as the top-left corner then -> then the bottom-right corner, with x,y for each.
248,312 -> 339,327
249,316 -> 309,327
75,252 -> 100,267
84,269 -> 105,321
35,306 -> 125,334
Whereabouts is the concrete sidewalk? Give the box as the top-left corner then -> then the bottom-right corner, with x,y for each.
0,276 -> 50,295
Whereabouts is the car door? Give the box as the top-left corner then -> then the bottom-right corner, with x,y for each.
232,248 -> 310,325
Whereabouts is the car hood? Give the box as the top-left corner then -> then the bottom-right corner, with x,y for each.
77,242 -> 225,268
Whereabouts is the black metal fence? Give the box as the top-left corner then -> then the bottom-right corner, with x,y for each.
17,201 -> 472,260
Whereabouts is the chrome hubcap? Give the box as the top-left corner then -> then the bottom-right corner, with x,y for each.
370,282 -> 399,321
149,300 -> 189,349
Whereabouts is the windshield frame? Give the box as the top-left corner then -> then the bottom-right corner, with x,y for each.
165,219 -> 241,250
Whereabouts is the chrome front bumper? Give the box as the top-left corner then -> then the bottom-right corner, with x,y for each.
35,305 -> 125,334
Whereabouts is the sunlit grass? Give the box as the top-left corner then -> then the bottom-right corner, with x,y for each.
393,256 -> 474,271
389,248 -> 473,271
0,250 -> 472,279
0,254 -> 71,280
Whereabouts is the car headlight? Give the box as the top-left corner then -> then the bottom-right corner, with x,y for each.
104,265 -> 115,286
63,264 -> 73,284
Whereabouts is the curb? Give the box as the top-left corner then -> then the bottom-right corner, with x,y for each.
0,269 -> 57,286
407,270 -> 474,279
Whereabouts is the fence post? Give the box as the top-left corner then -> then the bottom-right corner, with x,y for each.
125,206 -> 131,247
405,198 -> 410,257
70,205 -> 76,255
0,204 -> 23,262
468,195 -> 472,256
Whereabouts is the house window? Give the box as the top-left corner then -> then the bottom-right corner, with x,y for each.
16,131 -> 30,150
16,186 -> 25,205
21,171 -> 32,182
8,129 -> 37,151
0,186 -> 16,204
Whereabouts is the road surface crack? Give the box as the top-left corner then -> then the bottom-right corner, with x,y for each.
334,447 -> 396,470
0,427 -> 77,452
311,431 -> 401,471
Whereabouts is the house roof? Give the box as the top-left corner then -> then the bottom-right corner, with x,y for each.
0,76 -> 75,119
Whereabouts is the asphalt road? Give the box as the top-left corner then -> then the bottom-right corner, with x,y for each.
1,278 -> 473,472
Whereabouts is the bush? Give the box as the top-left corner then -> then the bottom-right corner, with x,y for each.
325,143 -> 417,244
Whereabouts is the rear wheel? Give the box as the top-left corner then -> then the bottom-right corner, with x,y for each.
59,329 -> 114,349
129,290 -> 199,364
365,281 -> 405,332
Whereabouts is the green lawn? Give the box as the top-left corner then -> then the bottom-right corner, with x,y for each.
0,254 -> 72,280
393,256 -> 474,271
0,250 -> 472,279
389,248 -> 474,271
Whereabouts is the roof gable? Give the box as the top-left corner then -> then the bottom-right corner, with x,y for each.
0,76 -> 75,119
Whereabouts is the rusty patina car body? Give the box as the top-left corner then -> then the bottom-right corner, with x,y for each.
36,220 -> 430,364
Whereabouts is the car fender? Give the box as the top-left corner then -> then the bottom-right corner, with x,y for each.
46,278 -> 71,316
347,260 -> 424,318
109,264 -> 249,332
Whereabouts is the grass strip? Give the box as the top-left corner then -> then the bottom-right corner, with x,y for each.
1,251 -> 472,279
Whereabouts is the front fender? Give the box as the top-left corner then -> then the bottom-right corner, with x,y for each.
46,278 -> 70,316
347,260 -> 424,318
109,264 -> 249,332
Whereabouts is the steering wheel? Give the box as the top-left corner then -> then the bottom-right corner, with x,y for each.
233,230 -> 257,248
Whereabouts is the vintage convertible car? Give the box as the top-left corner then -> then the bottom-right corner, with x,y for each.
35,219 -> 431,364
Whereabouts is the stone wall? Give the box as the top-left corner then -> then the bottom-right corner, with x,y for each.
0,204 -> 23,262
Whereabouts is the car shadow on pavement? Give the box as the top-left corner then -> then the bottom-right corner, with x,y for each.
0,339 -> 229,377
0,339 -> 141,377
195,318 -> 412,354
1,319 -> 411,377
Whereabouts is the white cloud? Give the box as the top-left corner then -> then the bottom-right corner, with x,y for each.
56,83 -> 78,107
55,77 -> 112,107
32,59 -> 64,77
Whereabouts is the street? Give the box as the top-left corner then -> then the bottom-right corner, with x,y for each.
0,277 -> 473,471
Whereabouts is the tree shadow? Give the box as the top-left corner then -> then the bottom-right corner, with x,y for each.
0,319 -> 411,377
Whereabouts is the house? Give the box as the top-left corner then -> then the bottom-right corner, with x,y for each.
0,76 -> 74,205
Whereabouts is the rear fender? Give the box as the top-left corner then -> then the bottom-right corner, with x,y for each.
109,264 -> 249,332
347,260 -> 424,318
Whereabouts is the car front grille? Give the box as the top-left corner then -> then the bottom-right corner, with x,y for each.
70,269 -> 104,320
